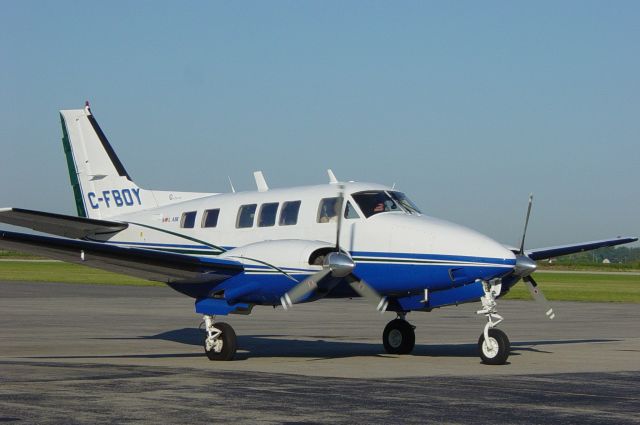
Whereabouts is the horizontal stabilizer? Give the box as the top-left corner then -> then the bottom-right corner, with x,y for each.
525,237 -> 638,261
0,230 -> 243,286
0,207 -> 127,239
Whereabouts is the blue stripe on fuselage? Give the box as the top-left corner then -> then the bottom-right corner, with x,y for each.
350,251 -> 516,266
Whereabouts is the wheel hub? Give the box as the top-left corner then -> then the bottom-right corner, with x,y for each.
212,339 -> 224,353
482,337 -> 498,358
388,329 -> 403,348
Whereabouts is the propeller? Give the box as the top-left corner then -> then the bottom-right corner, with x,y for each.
519,194 -> 533,255
280,184 -> 388,312
512,194 -> 555,320
523,275 -> 555,320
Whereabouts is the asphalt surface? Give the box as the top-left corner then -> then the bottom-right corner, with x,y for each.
1,281 -> 639,424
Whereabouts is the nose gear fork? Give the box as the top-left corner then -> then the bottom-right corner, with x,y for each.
476,279 -> 503,340
475,279 -> 510,365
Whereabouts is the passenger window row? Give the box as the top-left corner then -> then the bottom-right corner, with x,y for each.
178,190 -> 414,229
237,201 -> 301,228
179,201 -> 301,229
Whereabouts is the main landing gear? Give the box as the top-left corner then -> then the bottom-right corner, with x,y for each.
476,279 -> 510,365
382,313 -> 416,354
203,315 -> 237,361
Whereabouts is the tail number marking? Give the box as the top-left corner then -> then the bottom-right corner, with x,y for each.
88,188 -> 141,209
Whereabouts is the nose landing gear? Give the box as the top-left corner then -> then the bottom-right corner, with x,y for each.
382,313 -> 416,354
476,279 -> 510,365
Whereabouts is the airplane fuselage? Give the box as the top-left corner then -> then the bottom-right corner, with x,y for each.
91,181 -> 516,309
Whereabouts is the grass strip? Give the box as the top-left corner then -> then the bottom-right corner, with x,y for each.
0,261 -> 161,286
502,272 -> 640,303
1,262 -> 639,302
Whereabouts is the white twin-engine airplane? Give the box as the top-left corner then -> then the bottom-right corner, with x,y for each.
1,104 -> 636,364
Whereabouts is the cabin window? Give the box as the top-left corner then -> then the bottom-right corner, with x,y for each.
317,197 -> 340,223
236,204 -> 257,228
258,202 -> 279,227
201,209 -> 220,228
344,201 -> 360,219
180,211 -> 197,228
351,191 -> 399,218
279,201 -> 301,226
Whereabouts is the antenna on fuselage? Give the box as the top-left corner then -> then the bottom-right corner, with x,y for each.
227,176 -> 236,193
327,169 -> 338,184
253,171 -> 269,192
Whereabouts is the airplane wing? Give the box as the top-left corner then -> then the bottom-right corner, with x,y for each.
0,230 -> 243,284
525,237 -> 638,261
0,207 -> 127,239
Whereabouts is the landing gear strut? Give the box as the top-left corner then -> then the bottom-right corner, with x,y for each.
203,315 -> 237,361
383,313 -> 415,354
476,279 -> 510,365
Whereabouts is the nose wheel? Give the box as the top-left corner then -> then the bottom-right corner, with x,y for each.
478,328 -> 510,365
476,279 -> 510,365
382,316 -> 415,354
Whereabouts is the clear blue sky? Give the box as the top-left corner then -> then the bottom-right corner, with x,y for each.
1,1 -> 638,248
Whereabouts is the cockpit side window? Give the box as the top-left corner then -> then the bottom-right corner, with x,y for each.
351,191 -> 399,218
317,197 -> 340,223
344,201 -> 360,219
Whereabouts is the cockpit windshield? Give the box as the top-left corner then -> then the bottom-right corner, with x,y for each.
351,191 -> 401,218
389,191 -> 422,215
351,190 -> 422,218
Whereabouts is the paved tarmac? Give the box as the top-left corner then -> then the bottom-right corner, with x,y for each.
1,281 -> 639,424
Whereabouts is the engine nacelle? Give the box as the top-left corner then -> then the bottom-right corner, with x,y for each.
219,239 -> 335,270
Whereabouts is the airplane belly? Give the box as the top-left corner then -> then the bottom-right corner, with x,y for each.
353,261 -> 514,295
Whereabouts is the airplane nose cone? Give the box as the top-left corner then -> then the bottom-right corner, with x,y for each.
383,214 -> 516,263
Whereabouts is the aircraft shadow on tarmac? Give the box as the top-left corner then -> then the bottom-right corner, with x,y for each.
74,328 -> 620,361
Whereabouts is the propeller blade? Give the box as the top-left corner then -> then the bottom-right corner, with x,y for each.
335,184 -> 345,252
280,269 -> 332,310
523,275 -> 555,320
347,276 -> 388,313
519,194 -> 533,255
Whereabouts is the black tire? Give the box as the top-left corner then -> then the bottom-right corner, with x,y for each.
382,319 -> 415,354
205,322 -> 237,361
478,328 -> 510,365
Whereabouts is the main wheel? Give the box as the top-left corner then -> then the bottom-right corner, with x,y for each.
382,319 -> 415,354
478,328 -> 510,365
205,322 -> 237,361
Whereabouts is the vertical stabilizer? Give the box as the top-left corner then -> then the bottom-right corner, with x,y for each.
60,104 -> 157,219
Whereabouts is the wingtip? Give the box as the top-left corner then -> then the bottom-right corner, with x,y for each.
618,236 -> 638,242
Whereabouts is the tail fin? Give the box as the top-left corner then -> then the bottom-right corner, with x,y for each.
60,104 -> 212,219
60,104 -> 155,219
